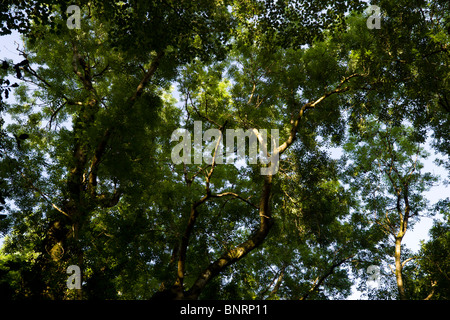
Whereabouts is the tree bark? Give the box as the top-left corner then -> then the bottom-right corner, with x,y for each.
395,234 -> 406,300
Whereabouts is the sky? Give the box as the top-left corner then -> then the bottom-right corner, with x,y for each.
1,22 -> 448,299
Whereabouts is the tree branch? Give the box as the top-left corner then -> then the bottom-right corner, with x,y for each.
424,281 -> 437,300
96,189 -> 122,208
20,172 -> 71,219
185,174 -> 273,299
87,128 -> 112,196
299,255 -> 354,300
174,193 -> 210,289
277,73 -> 362,155
402,256 -> 416,268
129,51 -> 165,103
212,192 -> 259,210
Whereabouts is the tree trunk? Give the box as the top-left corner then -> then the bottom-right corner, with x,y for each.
394,235 -> 406,300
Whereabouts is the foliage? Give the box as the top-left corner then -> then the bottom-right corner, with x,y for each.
0,0 -> 448,300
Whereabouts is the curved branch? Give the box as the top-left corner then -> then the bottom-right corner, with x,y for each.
277,73 -> 362,155
185,175 -> 273,300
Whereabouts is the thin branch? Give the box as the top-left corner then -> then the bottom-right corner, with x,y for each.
92,62 -> 110,78
48,101 -> 66,130
190,164 -> 211,183
388,264 -> 396,275
19,55 -> 79,109
402,256 -> 417,268
212,192 -> 259,209
259,264 -> 287,299
374,218 -> 395,237
300,255 -> 355,300
20,172 -> 71,219
188,92 -> 223,128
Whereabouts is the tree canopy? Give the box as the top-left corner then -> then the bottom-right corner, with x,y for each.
0,0 -> 449,300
